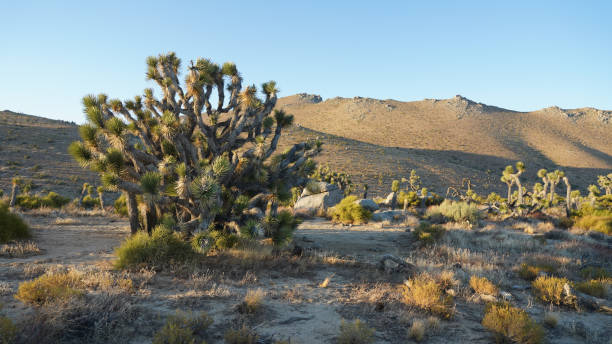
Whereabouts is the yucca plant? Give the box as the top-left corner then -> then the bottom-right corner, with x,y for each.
598,173 -> 612,195
70,52 -> 319,234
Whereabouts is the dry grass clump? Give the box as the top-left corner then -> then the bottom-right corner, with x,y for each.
16,293 -> 135,344
238,288 -> 265,314
15,271 -> 84,306
402,273 -> 454,319
413,222 -> 445,245
337,319 -> 375,344
0,281 -> 12,296
543,312 -> 559,328
469,276 -> 499,296
224,325 -> 259,344
408,319 -> 425,342
481,302 -> 544,344
319,274 -> 334,288
330,196 -> 372,224
153,311 -> 213,344
532,276 -> 576,307
0,200 -> 30,243
54,217 -> 78,225
518,262 -> 556,281
574,280 -> 607,298
0,240 -> 41,257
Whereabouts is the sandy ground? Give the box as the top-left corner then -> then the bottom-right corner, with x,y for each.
1,214 -> 611,343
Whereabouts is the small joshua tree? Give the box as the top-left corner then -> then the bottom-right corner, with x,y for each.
588,184 -> 600,206
501,166 -> 515,204
503,162 -> 525,205
96,186 -> 105,210
9,177 -> 22,208
70,52 -> 318,234
598,173 -> 612,195
408,169 -> 421,192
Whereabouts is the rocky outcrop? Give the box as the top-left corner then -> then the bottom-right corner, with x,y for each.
294,182 -> 343,216
354,198 -> 379,212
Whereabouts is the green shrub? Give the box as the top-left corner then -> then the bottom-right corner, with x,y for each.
81,195 -> 100,208
398,191 -> 420,208
114,226 -> 196,270
331,196 -> 372,225
153,311 -> 213,344
574,215 -> 612,235
114,194 -> 128,216
425,200 -> 480,224
337,319 -> 375,344
532,276 -> 576,306
518,263 -> 556,281
16,191 -> 70,209
15,271 -> 84,306
0,200 -> 30,243
580,266 -> 610,280
413,222 -> 445,245
224,325 -> 259,344
0,314 -> 16,344
575,280 -> 607,298
481,302 -> 544,344
263,210 -> 301,245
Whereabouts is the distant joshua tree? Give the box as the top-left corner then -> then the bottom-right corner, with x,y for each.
598,173 -> 612,195
501,162 -> 525,204
9,177 -> 22,207
70,52 -> 319,234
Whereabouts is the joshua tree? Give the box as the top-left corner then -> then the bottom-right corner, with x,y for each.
537,169 -> 550,200
547,170 -> 564,203
77,183 -> 90,208
96,186 -> 105,210
598,173 -> 612,195
362,184 -> 368,199
501,166 -> 516,204
408,169 -> 421,192
588,184 -> 600,206
562,175 -> 571,213
9,177 -> 21,207
69,52 -> 318,234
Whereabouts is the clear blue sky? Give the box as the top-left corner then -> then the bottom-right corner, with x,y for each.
1,1 -> 611,123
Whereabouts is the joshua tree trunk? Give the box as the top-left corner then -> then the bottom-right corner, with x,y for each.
563,177 -> 571,213
125,192 -> 140,235
9,184 -> 18,207
403,198 -> 408,213
506,183 -> 513,204
99,194 -> 104,210
549,182 -> 556,203
514,178 -> 523,205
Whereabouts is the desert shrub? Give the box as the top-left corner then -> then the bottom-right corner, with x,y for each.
0,304 -> 16,344
190,232 -> 210,253
337,319 -> 375,344
81,194 -> 100,208
543,312 -> 558,328
398,191 -> 420,208
239,288 -> 264,314
331,196 -> 372,225
481,302 -> 544,344
413,222 -> 445,245
15,271 -> 84,306
113,194 -> 128,216
114,226 -> 196,270
402,273 -> 454,318
425,200 -> 480,224
239,219 -> 261,239
0,200 -> 30,243
574,215 -> 612,235
469,276 -> 498,296
518,263 -> 556,281
579,266 -> 610,280
16,191 -> 70,209
425,192 -> 444,206
224,325 -> 259,344
574,280 -> 607,298
532,276 -> 576,306
263,210 -> 301,245
153,311 -> 213,344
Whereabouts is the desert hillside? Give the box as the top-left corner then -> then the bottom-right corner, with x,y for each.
276,94 -> 612,195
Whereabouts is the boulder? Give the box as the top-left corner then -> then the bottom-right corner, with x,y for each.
354,198 -> 379,212
372,210 -> 405,223
301,182 -> 339,197
379,254 -> 416,275
293,188 -> 343,216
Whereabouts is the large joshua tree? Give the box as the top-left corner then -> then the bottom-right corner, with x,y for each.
70,52 -> 318,234
598,173 -> 612,195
